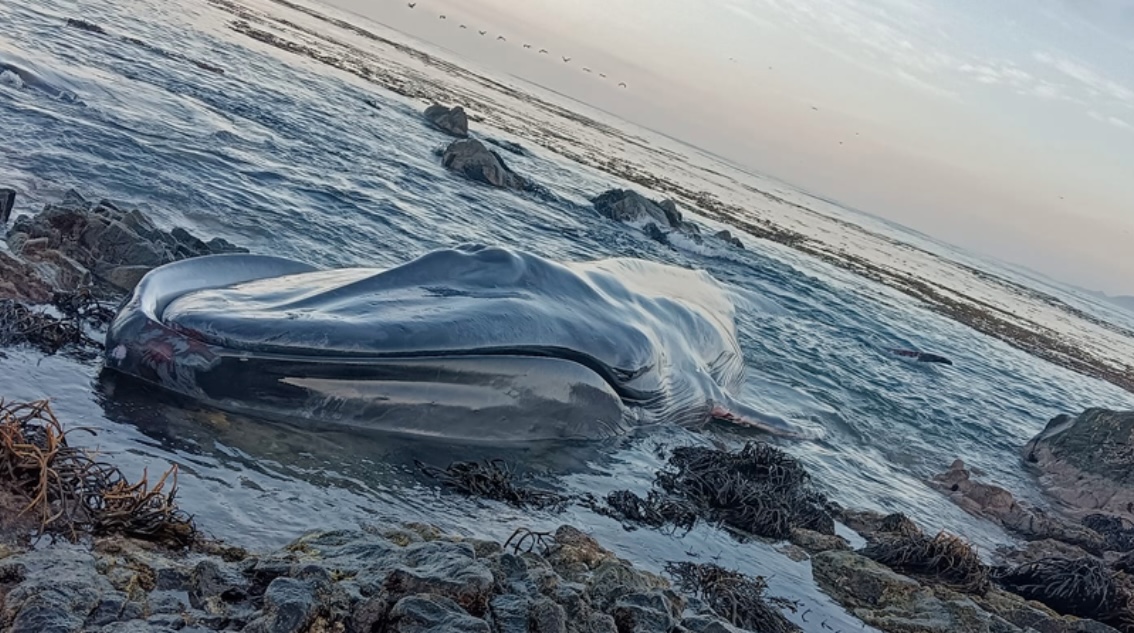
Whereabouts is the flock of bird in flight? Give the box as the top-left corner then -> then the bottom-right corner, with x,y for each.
405,2 -> 629,88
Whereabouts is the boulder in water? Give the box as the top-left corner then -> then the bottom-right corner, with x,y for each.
1023,409 -> 1134,521
713,229 -> 744,249
592,189 -> 674,229
441,139 -> 530,190
423,104 -> 469,138
0,188 -> 14,224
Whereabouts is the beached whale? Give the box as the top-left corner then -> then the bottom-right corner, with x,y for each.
102,244 -> 797,442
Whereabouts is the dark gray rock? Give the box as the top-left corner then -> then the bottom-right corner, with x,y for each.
658,199 -> 682,227
0,187 -> 14,224
189,560 -> 248,609
529,597 -> 567,633
387,594 -> 490,633
243,577 -> 317,633
423,104 -> 469,138
441,139 -> 530,190
611,591 -> 680,633
489,594 -> 529,633
585,560 -> 666,612
485,138 -> 527,156
712,230 -> 744,249
1024,409 -> 1134,520
146,590 -> 189,615
3,548 -> 116,633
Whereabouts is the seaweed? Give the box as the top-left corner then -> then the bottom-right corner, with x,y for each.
0,399 -> 196,547
1083,514 -> 1134,553
415,458 -> 568,510
665,561 -> 801,633
992,557 -> 1134,631
0,288 -> 114,358
861,531 -> 990,594
588,489 -> 699,534
654,443 -> 835,539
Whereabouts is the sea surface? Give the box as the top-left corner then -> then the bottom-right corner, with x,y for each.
3,0 -> 1134,629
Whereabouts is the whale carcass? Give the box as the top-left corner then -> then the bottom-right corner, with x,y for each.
103,244 -> 795,442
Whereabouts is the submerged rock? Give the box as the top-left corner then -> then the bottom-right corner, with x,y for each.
5,190 -> 246,296
929,459 -> 1108,552
591,189 -> 673,229
423,103 -> 469,137
1023,409 -> 1134,520
442,139 -> 531,190
713,229 -> 744,249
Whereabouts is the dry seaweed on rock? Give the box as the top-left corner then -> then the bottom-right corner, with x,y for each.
415,458 -> 569,510
588,489 -> 699,534
665,561 -> 801,633
654,442 -> 835,540
0,399 -> 196,547
861,530 -> 991,594
0,299 -> 102,356
992,557 -> 1134,631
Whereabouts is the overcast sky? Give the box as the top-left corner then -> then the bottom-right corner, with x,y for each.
334,0 -> 1134,294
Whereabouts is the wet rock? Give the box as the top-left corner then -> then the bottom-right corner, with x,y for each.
5,190 -> 247,297
387,594 -> 490,633
66,18 -> 108,35
680,615 -> 747,633
611,591 -> 681,633
658,199 -> 682,226
380,540 -> 495,616
189,559 -> 248,610
789,528 -> 849,553
1,547 -> 116,633
485,137 -> 527,156
712,230 -> 744,249
930,459 -> 1108,552
0,252 -> 52,302
591,189 -> 673,229
441,139 -> 531,190
423,103 -> 470,137
0,188 -> 14,224
1023,409 -> 1134,520
489,594 -> 530,633
995,539 -> 1094,566
530,597 -> 568,633
585,560 -> 668,612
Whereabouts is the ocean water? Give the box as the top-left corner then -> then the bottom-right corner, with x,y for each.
3,0 -> 1134,629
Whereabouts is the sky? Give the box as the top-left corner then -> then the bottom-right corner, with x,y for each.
332,0 -> 1134,294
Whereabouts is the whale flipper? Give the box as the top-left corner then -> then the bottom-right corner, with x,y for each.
710,398 -> 800,438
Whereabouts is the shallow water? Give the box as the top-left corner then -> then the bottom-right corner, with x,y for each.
4,0 -> 1134,629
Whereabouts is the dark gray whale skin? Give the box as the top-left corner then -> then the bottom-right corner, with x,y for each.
103,245 -> 795,443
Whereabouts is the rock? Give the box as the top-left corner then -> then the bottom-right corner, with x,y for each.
0,188 -> 14,224
1023,410 -> 1134,520
243,577 -> 317,633
488,594 -> 530,633
379,540 -> 495,616
529,597 -> 568,633
585,560 -> 667,612
680,615 -> 747,633
441,139 -> 530,190
5,190 -> 247,298
423,104 -> 469,137
839,509 -> 921,541
611,591 -> 681,633
712,230 -> 744,249
789,528 -> 850,553
485,138 -> 527,156
995,539 -> 1094,566
658,199 -> 682,226
387,594 -> 490,633
929,459 -> 1107,552
66,18 -> 107,35
0,252 -> 52,302
813,550 -> 1121,633
189,559 -> 248,610
591,189 -> 673,229
1,547 -> 117,633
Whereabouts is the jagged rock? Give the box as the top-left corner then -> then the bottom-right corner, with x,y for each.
585,560 -> 668,612
530,597 -> 568,633
0,252 -> 52,302
387,594 -> 490,633
789,528 -> 850,553
5,190 -> 247,297
1024,410 -> 1134,521
1,547 -> 116,633
243,577 -> 318,633
189,559 -> 248,609
658,199 -> 682,226
0,188 -> 14,224
929,459 -> 1107,552
423,104 -> 469,138
995,539 -> 1094,566
611,591 -> 682,633
441,139 -> 531,190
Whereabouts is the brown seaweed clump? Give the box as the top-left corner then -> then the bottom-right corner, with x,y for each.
0,399 -> 196,547
588,489 -> 699,534
415,458 -> 569,510
860,531 -> 991,594
665,561 -> 801,633
992,557 -> 1134,632
655,443 -> 835,539
1083,514 -> 1134,553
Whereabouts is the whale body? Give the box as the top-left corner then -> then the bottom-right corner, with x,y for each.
102,244 -> 795,442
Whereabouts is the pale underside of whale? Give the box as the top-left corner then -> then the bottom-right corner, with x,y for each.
103,245 -> 797,442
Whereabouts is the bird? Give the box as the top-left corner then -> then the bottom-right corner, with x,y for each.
562,56 -> 571,62
811,106 -> 818,111
619,82 -> 627,87
523,44 -> 532,49
599,73 -> 606,78
407,2 -> 415,7
460,24 -> 467,29
583,67 -> 592,73
539,49 -> 548,54
439,14 -> 446,19
479,30 -> 487,35
497,35 -> 506,41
